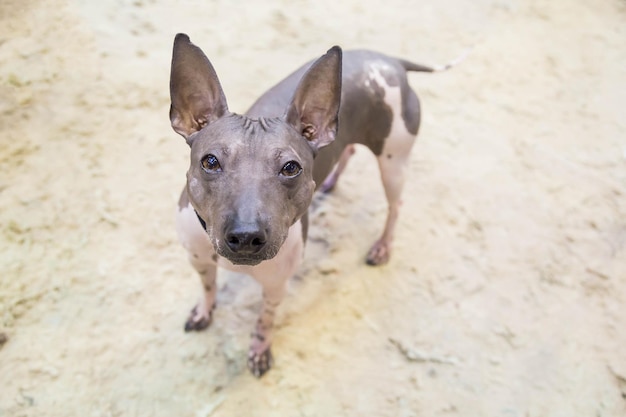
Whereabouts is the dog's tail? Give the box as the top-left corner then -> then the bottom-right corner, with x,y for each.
399,47 -> 472,73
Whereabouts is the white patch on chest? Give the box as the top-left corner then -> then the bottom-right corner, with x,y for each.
176,203 -> 216,263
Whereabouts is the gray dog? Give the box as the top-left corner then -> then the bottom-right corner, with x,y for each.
169,34 -> 460,376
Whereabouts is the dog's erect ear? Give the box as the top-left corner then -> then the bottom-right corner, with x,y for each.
169,33 -> 229,144
285,46 -> 342,151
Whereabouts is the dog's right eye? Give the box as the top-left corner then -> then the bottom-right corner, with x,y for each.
201,154 -> 222,173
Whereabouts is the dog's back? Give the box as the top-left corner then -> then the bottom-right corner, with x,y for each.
247,50 -> 427,187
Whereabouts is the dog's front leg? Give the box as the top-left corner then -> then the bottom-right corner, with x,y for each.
176,199 -> 219,332
246,219 -> 304,377
248,283 -> 286,377
184,256 -> 217,331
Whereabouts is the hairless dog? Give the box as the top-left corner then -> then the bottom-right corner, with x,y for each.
169,34 -> 465,376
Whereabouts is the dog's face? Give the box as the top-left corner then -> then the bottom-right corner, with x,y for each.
185,115 -> 316,265
169,34 -> 342,265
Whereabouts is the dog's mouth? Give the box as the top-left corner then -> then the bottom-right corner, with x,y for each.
216,244 -> 280,266
218,252 -> 265,266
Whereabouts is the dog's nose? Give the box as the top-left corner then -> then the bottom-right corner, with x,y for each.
225,223 -> 267,255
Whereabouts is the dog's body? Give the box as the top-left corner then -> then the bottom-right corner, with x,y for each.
169,34 -> 452,376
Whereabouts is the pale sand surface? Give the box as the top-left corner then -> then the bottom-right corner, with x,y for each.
1,0 -> 625,416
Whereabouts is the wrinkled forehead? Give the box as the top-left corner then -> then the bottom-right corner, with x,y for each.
191,114 -> 313,158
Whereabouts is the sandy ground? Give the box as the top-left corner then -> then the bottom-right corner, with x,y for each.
1,0 -> 625,415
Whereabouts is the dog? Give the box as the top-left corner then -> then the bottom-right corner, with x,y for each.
169,34 -> 461,377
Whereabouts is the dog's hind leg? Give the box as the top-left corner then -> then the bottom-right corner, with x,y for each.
366,89 -> 419,266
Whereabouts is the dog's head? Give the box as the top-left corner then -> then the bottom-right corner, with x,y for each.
169,34 -> 342,266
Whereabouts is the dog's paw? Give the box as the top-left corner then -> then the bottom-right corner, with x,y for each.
184,304 -> 214,332
247,345 -> 273,378
366,240 -> 391,266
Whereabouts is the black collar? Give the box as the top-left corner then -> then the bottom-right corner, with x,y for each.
194,210 -> 207,231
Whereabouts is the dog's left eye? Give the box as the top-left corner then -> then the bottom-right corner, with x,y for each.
201,154 -> 222,173
280,161 -> 302,177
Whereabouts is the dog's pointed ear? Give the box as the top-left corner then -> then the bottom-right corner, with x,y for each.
169,34 -> 229,144
285,46 -> 342,151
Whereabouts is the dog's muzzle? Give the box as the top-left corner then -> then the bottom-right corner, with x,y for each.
195,210 -> 277,266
